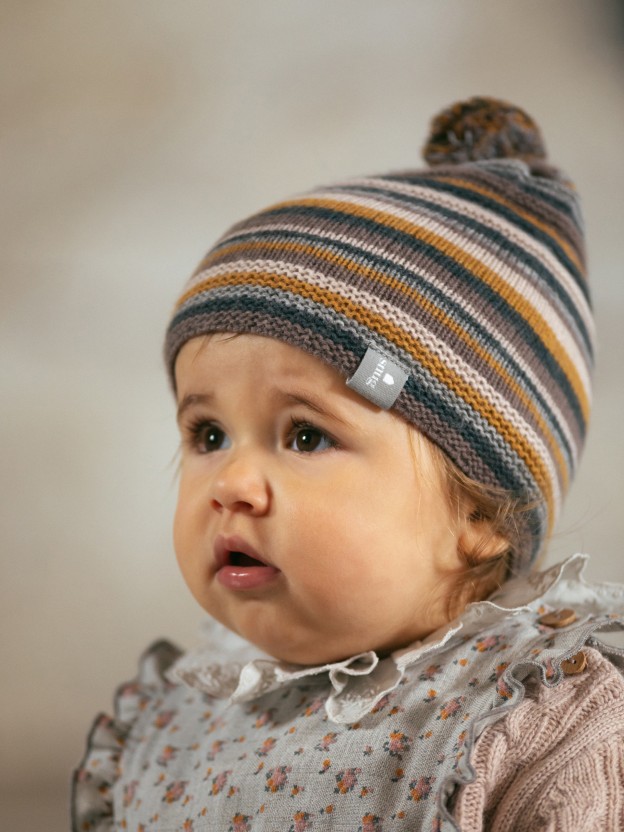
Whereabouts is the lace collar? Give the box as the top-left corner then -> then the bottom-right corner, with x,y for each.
167,555 -> 620,723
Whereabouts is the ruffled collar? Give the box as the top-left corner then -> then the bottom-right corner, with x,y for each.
167,554 -> 620,723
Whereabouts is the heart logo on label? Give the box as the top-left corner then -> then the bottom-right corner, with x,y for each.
382,373 -> 394,386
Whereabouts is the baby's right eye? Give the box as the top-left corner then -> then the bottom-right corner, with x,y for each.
189,421 -> 231,453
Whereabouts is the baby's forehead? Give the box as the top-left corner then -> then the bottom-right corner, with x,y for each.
175,331 -> 402,423
178,332 -> 344,384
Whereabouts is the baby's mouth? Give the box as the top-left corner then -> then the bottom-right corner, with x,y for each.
214,534 -> 280,591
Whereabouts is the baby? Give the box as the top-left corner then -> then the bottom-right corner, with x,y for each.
73,98 -> 624,831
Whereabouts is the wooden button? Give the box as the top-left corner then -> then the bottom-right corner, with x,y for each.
561,651 -> 587,676
538,608 -> 577,628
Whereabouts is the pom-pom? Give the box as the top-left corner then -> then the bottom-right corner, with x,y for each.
423,97 -> 547,166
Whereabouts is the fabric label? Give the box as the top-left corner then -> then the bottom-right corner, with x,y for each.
346,346 -> 408,409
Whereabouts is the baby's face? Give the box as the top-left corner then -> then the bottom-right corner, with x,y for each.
174,333 -> 466,665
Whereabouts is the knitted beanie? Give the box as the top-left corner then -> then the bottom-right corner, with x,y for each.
165,97 -> 594,572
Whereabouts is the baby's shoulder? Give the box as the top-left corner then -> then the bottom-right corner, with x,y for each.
454,646 -> 624,830
71,640 -> 184,832
501,645 -> 624,745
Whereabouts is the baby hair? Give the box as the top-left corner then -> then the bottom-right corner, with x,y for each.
403,425 -> 533,619
430,440 -> 537,615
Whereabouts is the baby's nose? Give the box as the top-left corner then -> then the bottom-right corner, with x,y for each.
210,456 -> 271,515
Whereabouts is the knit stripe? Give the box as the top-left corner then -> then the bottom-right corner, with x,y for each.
215,195 -> 590,421
421,174 -> 584,275
423,164 -> 587,248
397,176 -> 587,300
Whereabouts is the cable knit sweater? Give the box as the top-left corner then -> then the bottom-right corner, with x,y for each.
454,647 -> 624,830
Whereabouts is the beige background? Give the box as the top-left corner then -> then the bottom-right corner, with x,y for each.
2,1 -> 623,828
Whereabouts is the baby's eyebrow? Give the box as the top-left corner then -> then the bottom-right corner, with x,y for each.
274,390 -> 354,428
176,392 -> 214,423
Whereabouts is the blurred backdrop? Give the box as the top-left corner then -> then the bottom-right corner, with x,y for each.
2,1 -> 623,828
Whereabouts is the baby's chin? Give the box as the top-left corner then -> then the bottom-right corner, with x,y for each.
231,627 -> 362,666
244,631 -> 406,667
265,645 -> 365,667
210,608 -> 421,666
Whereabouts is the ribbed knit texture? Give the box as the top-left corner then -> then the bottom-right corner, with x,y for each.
164,98 -> 594,570
453,648 -> 624,831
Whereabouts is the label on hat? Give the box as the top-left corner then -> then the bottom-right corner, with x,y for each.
346,346 -> 409,409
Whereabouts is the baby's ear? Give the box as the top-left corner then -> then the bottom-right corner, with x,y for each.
458,512 -> 509,564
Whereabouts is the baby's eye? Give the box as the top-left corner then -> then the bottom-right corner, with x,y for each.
288,420 -> 337,453
190,422 -> 231,453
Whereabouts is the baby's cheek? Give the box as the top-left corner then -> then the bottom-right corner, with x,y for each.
172,518 -> 194,574
285,564 -> 348,622
294,560 -> 381,621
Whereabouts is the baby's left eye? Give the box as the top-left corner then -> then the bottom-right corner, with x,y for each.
288,422 -> 337,453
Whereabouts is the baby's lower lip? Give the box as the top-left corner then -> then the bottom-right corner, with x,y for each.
216,563 -> 280,591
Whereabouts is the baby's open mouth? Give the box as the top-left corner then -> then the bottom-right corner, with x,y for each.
228,551 -> 265,568
214,535 -> 280,590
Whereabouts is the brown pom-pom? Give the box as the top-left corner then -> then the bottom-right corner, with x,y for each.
423,97 -> 547,166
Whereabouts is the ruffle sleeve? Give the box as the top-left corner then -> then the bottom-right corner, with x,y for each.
71,640 -> 182,832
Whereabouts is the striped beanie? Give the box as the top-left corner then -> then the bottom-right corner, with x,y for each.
165,97 -> 594,572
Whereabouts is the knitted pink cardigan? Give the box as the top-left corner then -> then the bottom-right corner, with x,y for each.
454,647 -> 624,830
